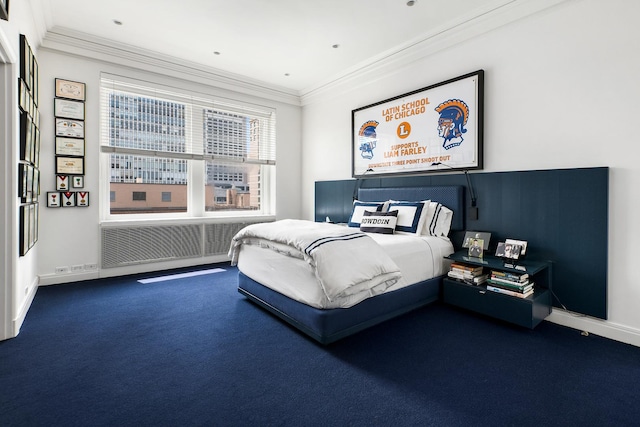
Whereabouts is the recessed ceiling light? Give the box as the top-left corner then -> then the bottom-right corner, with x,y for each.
332,44 -> 339,49
406,0 -> 416,6
213,51 -> 221,55
284,73 -> 290,77
113,19 -> 123,25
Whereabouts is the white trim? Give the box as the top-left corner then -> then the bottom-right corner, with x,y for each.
0,26 -> 17,340
547,309 -> 640,348
299,0 -> 570,105
39,27 -> 301,106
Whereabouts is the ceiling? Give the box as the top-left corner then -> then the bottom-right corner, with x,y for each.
37,0 -> 518,94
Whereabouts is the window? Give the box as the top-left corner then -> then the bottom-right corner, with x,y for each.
100,75 -> 276,218
132,191 -> 146,201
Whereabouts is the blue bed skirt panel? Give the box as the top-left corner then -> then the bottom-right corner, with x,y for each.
238,271 -> 442,344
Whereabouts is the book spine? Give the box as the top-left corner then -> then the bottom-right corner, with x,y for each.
486,285 -> 534,298
490,270 -> 528,282
487,279 -> 533,292
451,263 -> 483,273
488,276 -> 530,289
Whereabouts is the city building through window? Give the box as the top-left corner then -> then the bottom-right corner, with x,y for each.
100,76 -> 276,217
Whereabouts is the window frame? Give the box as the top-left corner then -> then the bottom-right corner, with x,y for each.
99,75 -> 276,222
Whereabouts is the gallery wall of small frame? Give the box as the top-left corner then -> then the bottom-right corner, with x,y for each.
18,34 -> 40,257
47,77 -> 89,208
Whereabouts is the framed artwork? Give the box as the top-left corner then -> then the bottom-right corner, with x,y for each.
19,79 -> 28,111
31,55 -> 38,106
28,203 -> 37,248
47,192 -> 61,207
61,192 -> 76,207
19,35 -> 30,87
462,231 -> 491,250
55,118 -> 84,138
32,168 -> 40,197
76,191 -> 90,207
55,78 -> 86,101
18,164 -> 28,200
19,205 -> 29,256
352,70 -> 484,178
468,238 -> 484,258
33,127 -> 40,167
56,157 -> 84,175
0,0 -> 8,21
19,112 -> 33,163
56,174 -> 69,190
54,98 -> 85,120
55,137 -> 85,156
72,176 -> 84,188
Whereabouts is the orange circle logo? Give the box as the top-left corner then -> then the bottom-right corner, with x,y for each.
397,122 -> 411,139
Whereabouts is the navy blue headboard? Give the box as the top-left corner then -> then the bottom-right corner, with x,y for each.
358,186 -> 464,231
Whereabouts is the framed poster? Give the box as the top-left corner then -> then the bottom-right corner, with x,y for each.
352,70 -> 484,178
54,98 -> 85,120
55,118 -> 84,138
56,156 -> 84,175
55,137 -> 85,156
55,78 -> 86,101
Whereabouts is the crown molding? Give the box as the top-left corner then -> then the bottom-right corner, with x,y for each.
299,0 -> 570,105
40,27 -> 302,106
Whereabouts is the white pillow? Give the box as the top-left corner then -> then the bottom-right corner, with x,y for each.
360,210 -> 398,234
386,201 -> 428,235
423,201 -> 453,237
347,201 -> 385,227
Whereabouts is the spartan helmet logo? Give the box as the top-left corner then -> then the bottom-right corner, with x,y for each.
358,120 -> 379,160
435,99 -> 469,150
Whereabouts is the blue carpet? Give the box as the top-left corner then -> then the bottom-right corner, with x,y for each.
1,264 -> 639,426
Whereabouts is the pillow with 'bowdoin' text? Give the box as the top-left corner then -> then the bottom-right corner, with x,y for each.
359,210 -> 398,234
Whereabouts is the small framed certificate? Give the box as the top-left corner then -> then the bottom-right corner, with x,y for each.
56,156 -> 84,175
55,137 -> 85,156
55,118 -> 84,138
55,98 -> 85,120
55,78 -> 86,101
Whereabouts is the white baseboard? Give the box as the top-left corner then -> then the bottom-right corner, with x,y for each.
38,270 -> 101,286
547,309 -> 640,348
13,276 -> 39,336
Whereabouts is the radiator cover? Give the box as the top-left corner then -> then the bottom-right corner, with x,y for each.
101,221 -> 261,268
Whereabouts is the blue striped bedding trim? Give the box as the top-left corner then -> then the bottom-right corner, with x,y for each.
305,232 -> 367,256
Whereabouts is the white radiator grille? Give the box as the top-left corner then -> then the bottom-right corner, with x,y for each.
204,222 -> 249,256
101,221 -> 267,268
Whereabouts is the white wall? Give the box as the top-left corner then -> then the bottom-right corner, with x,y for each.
0,0 -> 44,339
301,0 -> 640,345
33,49 -> 302,283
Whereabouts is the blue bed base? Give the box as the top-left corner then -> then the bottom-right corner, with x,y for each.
239,272 -> 441,344
237,186 -> 464,344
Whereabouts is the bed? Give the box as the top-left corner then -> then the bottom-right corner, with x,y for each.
231,186 -> 464,344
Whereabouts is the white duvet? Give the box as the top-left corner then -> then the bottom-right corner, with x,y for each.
229,219 -> 402,301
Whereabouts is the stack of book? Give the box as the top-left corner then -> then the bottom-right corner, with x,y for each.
447,262 -> 489,285
486,270 -> 534,298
